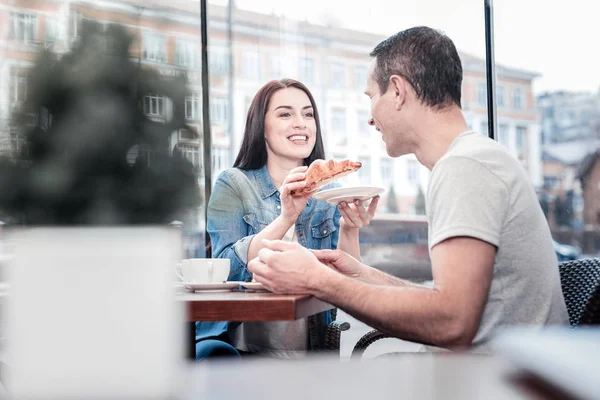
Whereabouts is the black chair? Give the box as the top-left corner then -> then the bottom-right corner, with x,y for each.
350,258 -> 600,359
323,308 -> 351,352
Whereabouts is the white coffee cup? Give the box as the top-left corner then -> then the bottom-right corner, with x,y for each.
177,258 -> 230,284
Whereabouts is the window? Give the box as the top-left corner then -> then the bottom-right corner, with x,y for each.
407,160 -> 419,186
179,144 -> 200,168
45,17 -> 64,42
358,111 -> 370,137
185,95 -> 201,121
516,126 -> 526,153
271,54 -> 281,78
330,62 -> 345,89
144,95 -> 164,116
71,11 -> 82,38
477,83 -> 487,106
10,72 -> 28,104
331,108 -> 346,133
498,124 -> 509,147
176,40 -> 197,68
242,50 -> 260,79
10,13 -> 37,42
358,157 -> 371,184
513,87 -> 523,110
496,86 -> 505,107
209,48 -> 230,74
480,120 -> 488,136
380,159 -> 393,186
212,147 -> 229,177
143,33 -> 166,63
210,96 -> 228,125
354,65 -> 367,90
299,57 -> 315,84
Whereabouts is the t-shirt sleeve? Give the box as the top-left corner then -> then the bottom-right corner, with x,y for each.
427,156 -> 509,249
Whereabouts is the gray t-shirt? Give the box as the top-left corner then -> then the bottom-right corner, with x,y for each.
427,131 -> 569,348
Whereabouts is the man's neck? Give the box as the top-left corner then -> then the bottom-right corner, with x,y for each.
412,107 -> 469,170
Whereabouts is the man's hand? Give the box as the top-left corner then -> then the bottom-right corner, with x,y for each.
248,239 -> 329,294
311,249 -> 367,279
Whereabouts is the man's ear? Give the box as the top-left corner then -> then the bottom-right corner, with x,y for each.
389,75 -> 408,111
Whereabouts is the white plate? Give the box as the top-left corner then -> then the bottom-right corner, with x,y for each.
183,282 -> 241,291
312,186 -> 385,204
240,282 -> 266,290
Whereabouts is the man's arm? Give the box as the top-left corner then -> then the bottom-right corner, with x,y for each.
310,236 -> 495,349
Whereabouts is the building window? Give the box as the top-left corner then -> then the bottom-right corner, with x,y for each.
71,11 -> 82,38
380,159 -> 393,186
496,86 -> 505,107
477,83 -> 487,106
358,111 -> 370,137
480,120 -> 488,136
513,87 -> 524,110
498,124 -> 509,147
143,33 -> 167,63
45,17 -> 64,42
210,96 -> 228,125
209,48 -> 230,75
185,95 -> 201,121
354,65 -> 367,90
270,54 -> 281,79
10,13 -> 37,42
10,72 -> 28,104
242,50 -> 260,79
358,157 -> 371,185
176,40 -> 197,68
179,144 -> 201,168
299,57 -> 315,84
212,147 -> 229,177
331,108 -> 346,145
330,62 -> 345,89
516,126 -> 527,153
144,95 -> 164,116
407,160 -> 419,186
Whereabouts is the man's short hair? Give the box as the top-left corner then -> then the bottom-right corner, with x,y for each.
370,26 -> 463,110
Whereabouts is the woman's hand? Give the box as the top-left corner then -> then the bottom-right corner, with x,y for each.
279,166 -> 313,224
339,196 -> 379,231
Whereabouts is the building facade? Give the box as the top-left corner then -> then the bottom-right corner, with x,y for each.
0,0 -> 542,216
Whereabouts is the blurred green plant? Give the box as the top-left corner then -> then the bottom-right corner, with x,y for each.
0,21 -> 201,225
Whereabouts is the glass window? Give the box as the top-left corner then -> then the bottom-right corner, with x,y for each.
143,33 -> 167,63
516,126 -> 526,154
185,95 -> 201,121
407,160 -> 419,186
513,87 -> 523,110
11,12 -> 37,42
358,156 -> 371,185
45,17 -> 65,42
498,123 -> 509,147
242,50 -> 260,79
210,96 -> 228,125
496,86 -> 505,107
176,39 -> 198,68
209,47 -> 230,75
380,159 -> 393,186
212,147 -> 229,177
354,65 -> 367,90
10,72 -> 28,104
477,83 -> 487,106
331,108 -> 346,133
358,111 -> 370,137
330,62 -> 345,89
144,95 -> 164,117
299,57 -> 315,84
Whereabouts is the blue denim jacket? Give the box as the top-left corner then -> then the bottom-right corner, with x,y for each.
197,165 -> 341,349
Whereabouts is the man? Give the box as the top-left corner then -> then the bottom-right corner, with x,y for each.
248,26 -> 569,350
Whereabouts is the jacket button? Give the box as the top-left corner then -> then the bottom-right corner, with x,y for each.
323,229 -> 328,234
276,205 -> 281,210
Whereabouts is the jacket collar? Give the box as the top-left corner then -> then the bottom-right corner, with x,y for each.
251,165 -> 278,200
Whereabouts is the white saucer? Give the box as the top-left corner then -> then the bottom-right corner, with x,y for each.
183,282 -> 241,291
240,282 -> 266,290
312,186 -> 384,204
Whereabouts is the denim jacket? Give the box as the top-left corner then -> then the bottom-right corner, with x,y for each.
197,165 -> 341,350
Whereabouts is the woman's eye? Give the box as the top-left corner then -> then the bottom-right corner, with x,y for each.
279,112 -> 291,118
304,112 -> 314,118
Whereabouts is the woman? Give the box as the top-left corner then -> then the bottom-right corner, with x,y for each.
198,79 -> 379,359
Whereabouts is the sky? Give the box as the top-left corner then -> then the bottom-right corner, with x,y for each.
208,0 -> 599,94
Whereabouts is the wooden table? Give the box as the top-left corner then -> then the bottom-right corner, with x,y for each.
179,290 -> 334,322
178,289 -> 334,359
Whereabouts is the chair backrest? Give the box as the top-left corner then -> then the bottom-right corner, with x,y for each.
559,258 -> 600,326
